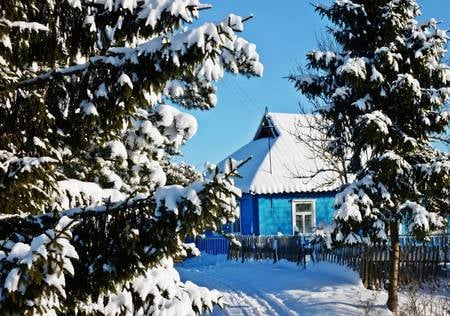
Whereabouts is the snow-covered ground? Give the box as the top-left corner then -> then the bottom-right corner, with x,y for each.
177,255 -> 386,315
177,255 -> 392,316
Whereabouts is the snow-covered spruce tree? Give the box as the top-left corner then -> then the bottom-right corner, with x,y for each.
291,0 -> 449,311
0,161 -> 247,314
0,0 -> 262,314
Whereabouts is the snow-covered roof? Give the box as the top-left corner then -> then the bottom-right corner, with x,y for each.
220,112 -> 341,195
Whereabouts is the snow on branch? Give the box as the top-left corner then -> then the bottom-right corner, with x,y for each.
3,13 -> 261,92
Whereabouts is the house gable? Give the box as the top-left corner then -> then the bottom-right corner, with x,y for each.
220,112 -> 341,195
253,113 -> 279,140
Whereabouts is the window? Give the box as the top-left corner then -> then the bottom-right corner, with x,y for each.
292,201 -> 315,234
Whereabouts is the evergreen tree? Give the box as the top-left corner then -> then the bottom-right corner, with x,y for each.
291,0 -> 449,311
0,0 -> 262,314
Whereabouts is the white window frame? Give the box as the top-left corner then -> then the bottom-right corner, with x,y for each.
291,200 -> 316,235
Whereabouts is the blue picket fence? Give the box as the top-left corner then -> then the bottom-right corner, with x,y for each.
194,236 -> 229,255
193,234 -> 450,257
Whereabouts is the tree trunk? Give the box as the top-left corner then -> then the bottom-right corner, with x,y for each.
387,221 -> 400,313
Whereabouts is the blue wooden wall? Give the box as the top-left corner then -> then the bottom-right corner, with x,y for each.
239,191 -> 336,236
239,192 -> 449,236
240,194 -> 259,235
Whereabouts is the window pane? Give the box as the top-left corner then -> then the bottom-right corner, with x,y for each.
304,214 -> 312,233
296,215 -> 304,233
296,202 -> 312,213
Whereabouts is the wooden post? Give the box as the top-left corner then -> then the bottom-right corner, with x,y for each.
444,235 -> 448,279
241,236 -> 245,263
363,245 -> 369,288
376,244 -> 382,289
385,243 -> 390,288
434,245 -> 439,279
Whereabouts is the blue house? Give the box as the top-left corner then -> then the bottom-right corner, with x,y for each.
221,112 -> 342,236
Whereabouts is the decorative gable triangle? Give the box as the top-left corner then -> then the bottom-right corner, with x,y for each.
253,113 -> 279,140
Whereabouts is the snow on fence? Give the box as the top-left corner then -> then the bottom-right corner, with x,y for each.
194,236 -> 229,255
313,234 -> 450,290
224,234 -> 449,290
227,235 -> 311,266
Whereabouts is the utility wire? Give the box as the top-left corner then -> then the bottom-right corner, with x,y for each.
230,76 -> 265,114
222,78 -> 260,117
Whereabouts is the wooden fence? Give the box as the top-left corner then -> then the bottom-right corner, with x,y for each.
194,236 -> 229,255
225,234 -> 449,290
227,235 -> 308,265
314,235 -> 449,290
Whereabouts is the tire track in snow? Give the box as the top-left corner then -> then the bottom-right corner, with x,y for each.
180,268 -> 263,316
195,270 -> 299,316
215,273 -> 299,316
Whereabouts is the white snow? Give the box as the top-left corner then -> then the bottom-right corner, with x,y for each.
400,201 -> 445,232
1,154 -> 57,177
33,137 -> 47,149
156,104 -> 198,144
95,83 -> 109,98
107,140 -> 128,160
164,80 -> 186,98
110,12 -> 263,86
360,110 -> 392,135
335,196 -> 362,223
219,113 -> 341,194
79,257 -> 223,315
178,254 -> 450,316
378,151 -> 412,174
177,255 -> 393,316
344,232 -> 362,244
57,179 -> 125,210
1,215 -> 79,304
445,68 -> 450,82
154,185 -> 185,214
353,94 -> 372,110
7,242 -> 31,261
370,65 -> 384,82
228,14 -> 244,32
1,34 -> 12,51
80,100 -> 99,116
4,268 -> 21,292
66,0 -> 82,9
332,86 -> 352,100
154,183 -> 203,216
137,0 -> 202,28
117,73 -> 133,89
312,51 -> 338,67
0,19 -> 49,32
82,15 -> 97,32
337,57 -> 367,80
391,73 -> 422,100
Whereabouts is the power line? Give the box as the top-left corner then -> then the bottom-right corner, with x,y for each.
222,77 -> 260,117
229,76 -> 265,114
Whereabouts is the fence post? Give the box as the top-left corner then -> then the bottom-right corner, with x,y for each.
362,245 -> 369,288
241,236 -> 245,263
272,238 -> 278,263
444,235 -> 448,278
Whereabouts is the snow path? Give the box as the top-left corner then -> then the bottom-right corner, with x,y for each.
176,255 -> 390,316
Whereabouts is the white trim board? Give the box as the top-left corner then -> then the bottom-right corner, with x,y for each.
291,199 -> 316,235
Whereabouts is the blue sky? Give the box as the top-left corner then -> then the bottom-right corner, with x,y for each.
177,0 -> 450,169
